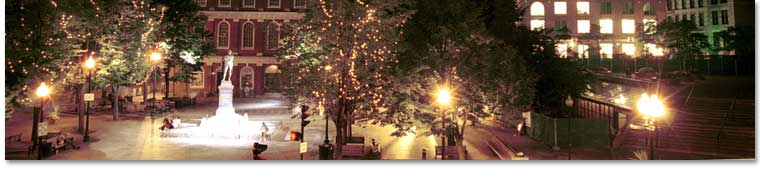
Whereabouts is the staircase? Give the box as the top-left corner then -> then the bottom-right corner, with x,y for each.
618,97 -> 755,159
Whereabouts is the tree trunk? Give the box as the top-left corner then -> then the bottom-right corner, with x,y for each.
165,65 -> 171,98
77,84 -> 85,133
112,84 -> 120,120
143,82 -> 148,105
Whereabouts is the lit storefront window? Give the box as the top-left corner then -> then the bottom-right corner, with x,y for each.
622,19 -> 636,34
530,2 -> 545,16
577,44 -> 589,59
600,19 -> 613,34
622,43 -> 636,56
556,43 -> 568,58
531,20 -> 545,30
600,43 -> 614,59
577,1 -> 590,15
577,20 -> 590,33
554,2 -> 567,15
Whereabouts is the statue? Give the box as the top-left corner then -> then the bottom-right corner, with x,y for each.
222,50 -> 234,81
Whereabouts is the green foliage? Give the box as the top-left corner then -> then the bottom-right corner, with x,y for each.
717,26 -> 754,57
154,0 -> 215,84
653,20 -> 709,68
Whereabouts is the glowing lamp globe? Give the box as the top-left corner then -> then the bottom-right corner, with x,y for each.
36,82 -> 51,98
436,88 -> 451,106
150,52 -> 162,63
85,56 -> 96,69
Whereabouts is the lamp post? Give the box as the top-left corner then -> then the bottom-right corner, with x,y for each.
635,93 -> 665,160
34,82 -> 51,160
565,95 -> 574,160
83,55 -> 96,142
148,51 -> 162,130
435,86 -> 452,160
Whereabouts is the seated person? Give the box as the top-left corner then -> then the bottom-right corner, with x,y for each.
159,118 -> 174,131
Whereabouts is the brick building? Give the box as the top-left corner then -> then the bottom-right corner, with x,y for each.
164,0 -> 305,99
517,0 -> 668,59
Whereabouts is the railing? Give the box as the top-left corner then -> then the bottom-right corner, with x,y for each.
575,96 -> 635,148
715,96 -> 737,152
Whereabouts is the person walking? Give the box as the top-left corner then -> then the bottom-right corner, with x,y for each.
260,122 -> 269,142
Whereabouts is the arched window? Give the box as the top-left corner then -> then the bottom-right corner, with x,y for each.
242,22 -> 255,49
530,2 -> 545,16
217,21 -> 230,49
266,22 -> 280,50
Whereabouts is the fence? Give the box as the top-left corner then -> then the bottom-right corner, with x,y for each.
579,55 -> 754,76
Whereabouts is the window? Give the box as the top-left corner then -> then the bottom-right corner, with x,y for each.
690,14 -> 697,24
711,0 -> 718,4
681,0 -> 686,9
698,13 -> 704,26
530,2 -> 545,16
194,0 -> 207,7
711,11 -> 719,25
668,0 -> 672,10
554,20 -> 567,31
623,2 -> 634,14
721,10 -> 729,24
713,32 -> 721,48
720,0 -> 727,3
266,22 -> 280,50
554,2 -> 567,15
643,19 -> 657,34
190,70 -> 204,88
600,1 -> 612,15
294,0 -> 307,9
645,44 -> 664,56
577,44 -> 589,59
530,20 -> 545,30
674,0 -> 679,10
242,22 -> 255,49
622,43 -> 636,56
643,3 -> 654,15
268,0 -> 281,8
675,15 -> 680,22
698,0 -> 704,7
689,0 -> 694,8
577,2 -> 590,15
668,16 -> 673,22
600,43 -> 614,59
600,19 -> 613,34
621,19 -> 635,34
243,0 -> 255,7
556,43 -> 568,58
682,14 -> 687,22
217,21 -> 229,49
577,20 -> 590,33
218,0 -> 231,7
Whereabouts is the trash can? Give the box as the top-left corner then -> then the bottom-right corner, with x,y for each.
319,143 -> 333,160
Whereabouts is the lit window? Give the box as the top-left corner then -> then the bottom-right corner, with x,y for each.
268,0 -> 281,8
266,22 -> 280,50
643,19 -> 657,34
556,43 -> 568,58
219,0 -> 231,7
190,70 -> 204,89
554,2 -> 567,15
242,22 -> 255,49
600,43 -> 614,59
217,21 -> 229,49
530,2 -> 545,16
600,19 -> 613,34
577,20 -> 590,33
622,19 -> 635,34
577,2 -> 590,15
622,43 -> 636,56
577,44 -> 589,59
530,20 -> 545,30
645,43 -> 664,56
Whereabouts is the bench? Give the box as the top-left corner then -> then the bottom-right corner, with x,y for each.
341,144 -> 365,159
39,132 -> 77,156
6,133 -> 22,142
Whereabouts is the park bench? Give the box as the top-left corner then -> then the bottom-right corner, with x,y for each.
39,132 -> 77,156
341,136 -> 366,159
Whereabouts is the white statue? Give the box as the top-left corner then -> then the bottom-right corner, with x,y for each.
222,50 -> 234,81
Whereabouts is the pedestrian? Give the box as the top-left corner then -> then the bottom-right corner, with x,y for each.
260,122 -> 269,142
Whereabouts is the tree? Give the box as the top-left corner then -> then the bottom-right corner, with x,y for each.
278,0 -> 405,157
5,0 -> 82,118
717,26 -> 754,76
653,20 -> 709,71
154,0 -> 215,97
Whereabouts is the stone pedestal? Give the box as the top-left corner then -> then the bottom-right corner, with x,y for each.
216,81 -> 235,115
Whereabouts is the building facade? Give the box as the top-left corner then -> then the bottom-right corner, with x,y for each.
666,0 -> 753,55
518,0 -> 668,59
167,0 -> 305,99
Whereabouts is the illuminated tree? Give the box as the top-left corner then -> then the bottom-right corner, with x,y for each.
278,0 -> 405,156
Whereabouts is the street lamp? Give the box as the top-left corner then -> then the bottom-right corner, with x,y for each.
149,51 -> 162,114
435,86 -> 452,160
34,82 -> 51,160
83,55 -> 96,142
634,93 -> 665,160
564,95 -> 574,160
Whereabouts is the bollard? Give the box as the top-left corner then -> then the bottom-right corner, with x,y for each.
422,149 -> 427,160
